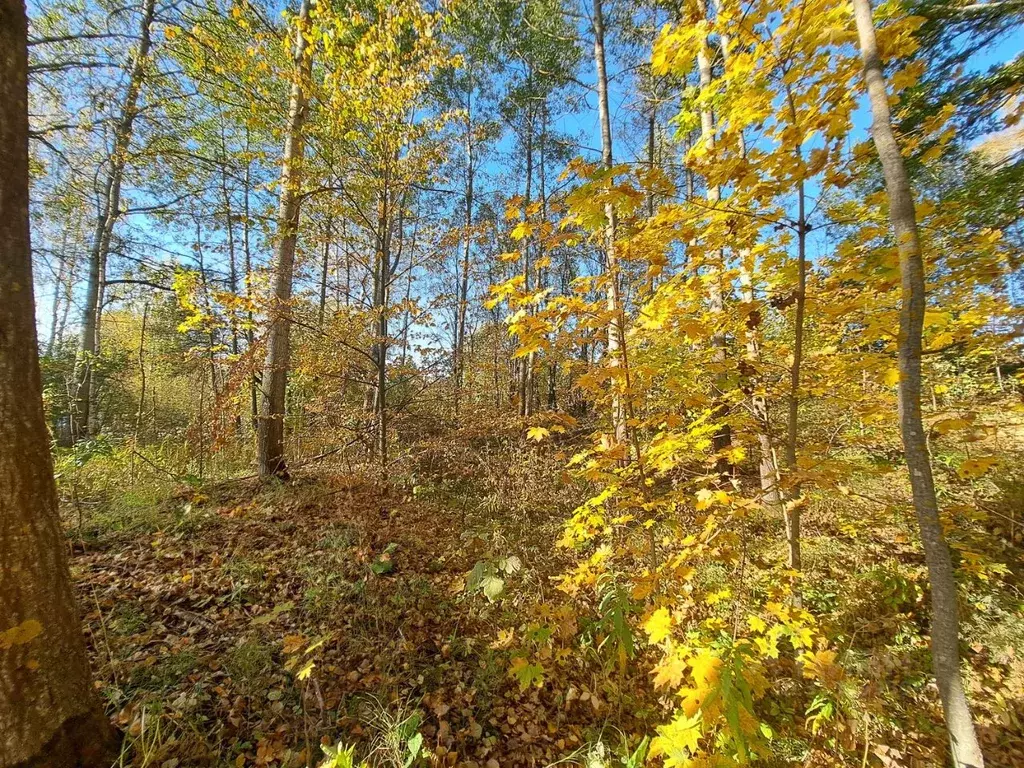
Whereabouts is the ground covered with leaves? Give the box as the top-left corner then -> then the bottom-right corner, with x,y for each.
64,421 -> 1024,768
68,436 -> 650,767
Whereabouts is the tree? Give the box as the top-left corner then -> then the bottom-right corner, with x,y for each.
853,0 -> 985,764
0,0 -> 116,762
73,0 -> 157,440
257,0 -> 313,480
591,0 -> 627,447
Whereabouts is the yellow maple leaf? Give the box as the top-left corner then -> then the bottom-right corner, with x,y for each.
643,607 -> 674,645
650,711 -> 702,766
653,652 -> 687,689
957,456 -> 999,480
882,368 -> 901,386
689,650 -> 722,689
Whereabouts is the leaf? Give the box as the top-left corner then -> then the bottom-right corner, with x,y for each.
527,426 -> 550,442
403,733 -> 423,767
0,619 -> 43,649
508,657 -> 545,690
932,417 -> 971,435
490,629 -> 515,649
481,575 -> 505,601
882,368 -> 901,386
466,561 -> 486,592
252,602 -> 294,625
653,652 -> 687,689
689,650 -> 722,688
650,711 -> 702,766
499,555 -> 522,574
297,660 -> 315,681
643,607 -> 673,645
957,456 -> 999,479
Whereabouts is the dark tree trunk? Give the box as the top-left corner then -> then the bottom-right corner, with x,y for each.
853,1 -> 984,765
0,2 -> 117,762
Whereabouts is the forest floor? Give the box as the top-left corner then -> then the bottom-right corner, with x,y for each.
63,418 -> 1024,768
68,434 -> 653,768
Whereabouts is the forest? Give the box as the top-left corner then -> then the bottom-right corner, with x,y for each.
1,0 -> 1023,765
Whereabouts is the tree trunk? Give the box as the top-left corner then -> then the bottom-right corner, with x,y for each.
783,88 -> 807,572
218,125 -> 243,436
257,0 -> 313,480
739,264 -> 782,515
319,213 -> 331,329
518,111 -> 534,418
710,1 -> 780,513
853,2 -> 984,765
1,3 -> 117,762
455,86 -> 473,417
540,103 -> 557,411
695,0 -> 731,474
74,0 -> 156,441
46,229 -> 69,355
592,0 -> 627,446
242,130 -> 258,433
373,183 -> 394,471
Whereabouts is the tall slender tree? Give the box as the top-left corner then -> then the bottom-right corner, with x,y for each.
592,0 -> 627,447
258,0 -> 313,479
73,0 -> 156,440
853,0 -> 985,764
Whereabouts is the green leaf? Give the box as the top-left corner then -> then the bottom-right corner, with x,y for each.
481,575 -> 505,601
404,733 -> 423,767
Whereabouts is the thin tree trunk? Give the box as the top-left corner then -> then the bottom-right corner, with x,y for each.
242,131 -> 258,433
540,103 -> 556,411
853,2 -> 984,765
194,217 -> 220,408
695,0 -> 732,474
46,230 -> 69,355
134,303 -> 149,445
257,0 -> 313,479
0,3 -> 117,760
373,184 -> 393,470
455,86 -> 474,417
710,0 -> 781,512
592,0 -> 627,446
130,302 -> 149,481
74,0 -> 156,440
54,237 -> 77,353
218,125 -> 243,435
319,213 -> 331,329
518,110 -> 534,418
740,265 -> 783,514
783,84 -> 807,573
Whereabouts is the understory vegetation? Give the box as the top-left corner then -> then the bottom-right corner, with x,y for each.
61,405 -> 1024,766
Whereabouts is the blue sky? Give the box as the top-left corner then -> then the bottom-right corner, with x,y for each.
30,1 -> 1024,340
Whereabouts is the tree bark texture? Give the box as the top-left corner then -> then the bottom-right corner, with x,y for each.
1,2 -> 116,762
